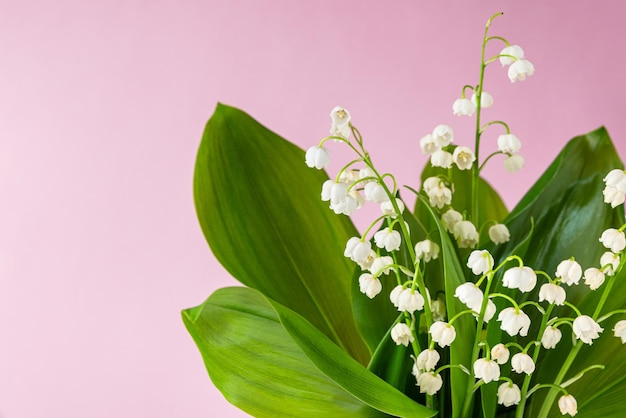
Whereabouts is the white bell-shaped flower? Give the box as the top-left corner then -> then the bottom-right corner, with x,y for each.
453,146 -> 476,170
390,322 -> 414,346
497,382 -> 521,407
541,326 -> 562,349
364,182 -> 390,203
604,169 -> 626,193
511,353 -> 535,374
442,209 -> 463,233
504,154 -> 525,173
491,343 -> 510,365
573,315 -> 603,344
452,98 -> 476,116
538,283 -> 566,305
417,372 -> 443,395
374,229 -> 402,252
330,106 -> 351,139
370,256 -> 394,276
454,282 -> 484,312
415,239 -> 440,262
483,299 -> 497,323
558,394 -> 578,417
467,250 -> 494,275
420,134 -> 439,155
497,134 -> 522,154
497,307 -> 531,337
599,228 -> 626,253
454,220 -> 479,248
430,321 -> 456,347
502,266 -> 537,292
431,299 -> 446,322
600,251 -> 620,275
358,273 -> 382,299
305,145 -> 331,169
380,199 -> 405,217
613,320 -> 626,343
489,224 -> 511,244
396,288 -> 425,313
603,185 -> 626,208
344,237 -> 372,263
432,124 -> 454,147
499,45 -> 525,66
389,285 -> 403,307
431,150 -> 454,169
471,91 -> 494,108
473,358 -> 500,383
427,181 -> 453,209
416,348 -> 440,371
508,59 -> 535,82
584,267 -> 605,290
556,259 -> 583,286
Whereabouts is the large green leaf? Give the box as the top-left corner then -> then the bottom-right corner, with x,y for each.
485,127 -> 626,417
183,286 -> 437,418
194,104 -> 369,364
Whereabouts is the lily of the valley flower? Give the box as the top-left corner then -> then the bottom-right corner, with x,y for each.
488,224 -> 511,244
374,229 -> 402,252
344,237 -> 372,263
420,134 -> 438,155
473,358 -> 500,383
414,239 -> 440,262
417,372 -> 443,395
431,299 -> 446,321
504,154 -> 525,173
364,181 -> 390,203
508,59 -> 535,82
325,181 -> 359,215
499,45 -> 525,66
603,169 -> 626,207
370,256 -> 394,276
498,307 -> 531,337
426,180 -> 453,209
396,287 -> 425,313
330,106 -> 351,138
583,267 -> 605,290
442,208 -> 463,233
305,145 -> 331,169
556,259 -> 583,286
432,124 -> 454,147
471,91 -> 494,108
613,320 -> 626,343
452,98 -> 476,116
416,348 -> 440,371
391,322 -> 414,346
452,146 -> 476,170
541,326 -> 563,349
511,353 -> 535,374
430,321 -> 456,347
358,273 -> 382,299
558,394 -> 578,417
491,343 -> 510,364
599,228 -> 626,253
572,315 -> 603,345
455,282 -> 484,312
454,220 -> 479,248
380,198 -> 405,217
467,249 -> 494,275
600,251 -> 620,275
497,382 -> 521,407
502,266 -> 537,292
497,134 -> 522,154
538,283 -> 566,305
603,184 -> 625,208
430,149 -> 454,169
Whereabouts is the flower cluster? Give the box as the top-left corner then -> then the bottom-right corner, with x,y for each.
303,12 -> 625,418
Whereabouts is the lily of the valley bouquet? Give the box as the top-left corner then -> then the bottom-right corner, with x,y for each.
183,13 -> 626,417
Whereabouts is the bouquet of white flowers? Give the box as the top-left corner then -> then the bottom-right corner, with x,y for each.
184,13 -> 626,417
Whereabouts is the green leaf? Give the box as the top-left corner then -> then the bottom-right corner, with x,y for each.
194,104 -> 369,364
486,127 -> 626,417
183,287 -> 436,418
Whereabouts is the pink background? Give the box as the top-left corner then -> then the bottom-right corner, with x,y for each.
2,1 -> 625,417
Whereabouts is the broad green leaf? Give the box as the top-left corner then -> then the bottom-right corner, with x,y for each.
485,127 -> 626,417
182,287 -> 383,417
183,286 -> 436,418
267,293 -> 437,418
194,104 -> 369,364
417,196 -> 475,418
